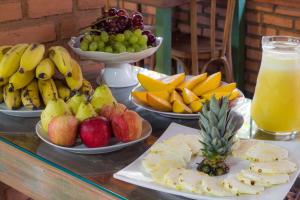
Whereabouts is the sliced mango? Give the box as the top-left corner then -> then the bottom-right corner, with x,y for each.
182,88 -> 199,104
131,91 -> 148,105
202,92 -> 231,101
172,100 -> 192,114
170,90 -> 183,103
192,72 -> 221,96
177,73 -> 207,91
162,73 -> 185,87
229,89 -> 241,100
189,100 -> 203,113
137,73 -> 174,92
147,93 -> 172,112
203,82 -> 236,95
148,91 -> 170,101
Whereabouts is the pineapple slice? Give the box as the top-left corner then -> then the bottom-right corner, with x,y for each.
245,143 -> 288,162
222,176 -> 264,195
232,139 -> 261,159
200,176 -> 234,196
236,170 -> 289,187
249,160 -> 297,174
163,167 -> 185,189
177,169 -> 208,194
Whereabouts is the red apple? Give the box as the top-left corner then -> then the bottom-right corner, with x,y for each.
79,116 -> 111,148
48,115 -> 79,147
111,110 -> 142,142
100,103 -> 127,120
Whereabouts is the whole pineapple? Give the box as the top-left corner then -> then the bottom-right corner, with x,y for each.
197,96 -> 240,176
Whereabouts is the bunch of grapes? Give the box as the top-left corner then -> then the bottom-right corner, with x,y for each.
80,8 -> 157,53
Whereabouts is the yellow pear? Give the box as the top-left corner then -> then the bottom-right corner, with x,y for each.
147,93 -> 172,112
182,88 -> 199,104
170,90 -> 183,103
189,100 -> 203,113
177,73 -> 207,91
172,100 -> 192,113
137,73 -> 174,92
162,73 -> 185,87
192,72 -> 221,96
203,82 -> 236,95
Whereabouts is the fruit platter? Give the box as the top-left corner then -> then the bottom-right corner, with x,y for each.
68,8 -> 162,88
0,43 -> 93,117
131,71 -> 243,119
114,97 -> 300,200
35,84 -> 152,154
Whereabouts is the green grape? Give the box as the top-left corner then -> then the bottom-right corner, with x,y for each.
89,41 -> 98,51
133,44 -> 141,52
116,34 -> 125,42
97,41 -> 105,50
110,35 -> 116,42
83,34 -> 93,42
129,35 -> 138,44
137,35 -> 148,46
98,46 -> 105,52
123,40 -> 130,47
124,30 -> 133,40
134,29 -> 142,36
94,35 -> 101,42
139,43 -> 147,51
100,31 -> 109,42
118,44 -> 126,53
80,41 -> 89,51
104,46 -> 113,53
127,46 -> 135,53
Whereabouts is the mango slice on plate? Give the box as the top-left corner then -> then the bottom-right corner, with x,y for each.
192,72 -> 221,96
202,92 -> 231,100
162,73 -> 185,88
203,82 -> 236,95
177,73 -> 207,91
182,88 -> 199,104
170,90 -> 183,103
189,100 -> 203,112
147,93 -> 172,112
131,91 -> 148,105
229,89 -> 241,100
137,73 -> 174,92
173,100 -> 192,114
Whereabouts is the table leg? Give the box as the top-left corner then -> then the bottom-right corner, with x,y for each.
155,7 -> 172,75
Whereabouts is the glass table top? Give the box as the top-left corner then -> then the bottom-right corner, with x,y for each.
0,68 -> 299,200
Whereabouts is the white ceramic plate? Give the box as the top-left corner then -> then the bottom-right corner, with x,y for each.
131,76 -> 245,119
0,103 -> 42,117
114,123 -> 300,200
35,119 -> 152,154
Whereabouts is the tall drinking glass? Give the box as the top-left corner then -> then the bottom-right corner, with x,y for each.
251,36 -> 300,135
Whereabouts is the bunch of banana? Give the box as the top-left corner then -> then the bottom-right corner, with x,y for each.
55,79 -> 71,101
3,84 -> 21,110
19,44 -> 45,73
38,79 -> 58,105
0,77 -> 8,87
0,87 -> 3,103
0,44 -> 28,80
0,46 -> 12,62
49,46 -> 73,77
36,58 -> 55,80
8,70 -> 35,92
80,79 -> 94,97
66,59 -> 83,91
21,79 -> 41,110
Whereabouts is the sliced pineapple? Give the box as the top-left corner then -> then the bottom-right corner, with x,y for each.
232,139 -> 261,159
200,176 -> 234,196
236,169 -> 289,187
222,176 -> 264,195
249,160 -> 297,174
163,167 -> 185,189
177,169 -> 208,194
245,143 -> 288,162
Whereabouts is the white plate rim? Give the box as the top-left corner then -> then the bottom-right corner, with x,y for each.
0,103 -> 43,116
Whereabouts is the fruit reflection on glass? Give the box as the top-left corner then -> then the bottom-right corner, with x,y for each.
251,36 -> 300,133
79,8 -> 157,53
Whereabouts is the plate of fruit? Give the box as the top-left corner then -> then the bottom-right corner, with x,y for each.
114,97 -> 300,200
35,84 -> 152,154
0,43 -> 93,117
68,8 -> 162,88
131,72 -> 244,119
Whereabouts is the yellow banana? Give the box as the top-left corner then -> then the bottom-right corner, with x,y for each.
36,58 -> 55,80
0,86 -> 3,103
0,44 -> 28,80
0,46 -> 12,62
0,77 -> 8,87
38,79 -> 58,105
19,43 -> 45,73
55,79 -> 71,101
49,46 -> 72,77
3,84 -> 21,110
80,78 -> 94,97
21,79 -> 41,110
65,59 -> 83,91
8,70 -> 35,92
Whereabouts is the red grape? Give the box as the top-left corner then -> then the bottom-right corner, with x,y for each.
147,34 -> 156,45
142,30 -> 151,36
108,8 -> 118,16
117,9 -> 128,17
132,14 -> 143,22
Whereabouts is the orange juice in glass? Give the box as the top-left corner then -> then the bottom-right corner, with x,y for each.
251,36 -> 300,134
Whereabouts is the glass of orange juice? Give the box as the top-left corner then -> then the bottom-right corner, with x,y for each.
251,36 -> 300,135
